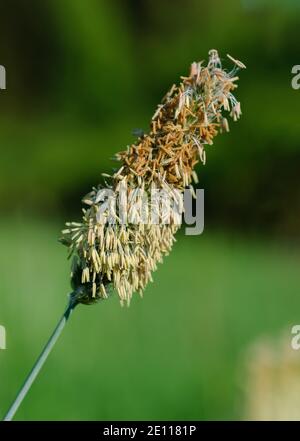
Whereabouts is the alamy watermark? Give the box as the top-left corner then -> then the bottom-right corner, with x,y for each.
0,324 -> 6,350
291,65 -> 300,90
90,184 -> 204,236
0,65 -> 6,90
291,325 -> 300,350
0,66 -> 6,346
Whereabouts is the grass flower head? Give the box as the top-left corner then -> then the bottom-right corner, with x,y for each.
61,49 -> 245,306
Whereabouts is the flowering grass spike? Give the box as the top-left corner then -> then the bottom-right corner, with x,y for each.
61,49 -> 245,306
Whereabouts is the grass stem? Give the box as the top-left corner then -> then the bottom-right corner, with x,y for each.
3,295 -> 77,421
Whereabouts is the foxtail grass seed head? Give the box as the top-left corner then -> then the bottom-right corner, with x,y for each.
61,50 -> 245,306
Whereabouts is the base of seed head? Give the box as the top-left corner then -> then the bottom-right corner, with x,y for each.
69,255 -> 112,305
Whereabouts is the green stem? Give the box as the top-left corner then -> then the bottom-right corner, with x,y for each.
3,295 -> 78,421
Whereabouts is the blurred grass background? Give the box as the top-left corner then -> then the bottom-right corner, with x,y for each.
0,0 -> 300,420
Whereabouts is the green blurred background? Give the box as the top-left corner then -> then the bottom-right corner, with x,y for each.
1,0 -> 300,421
